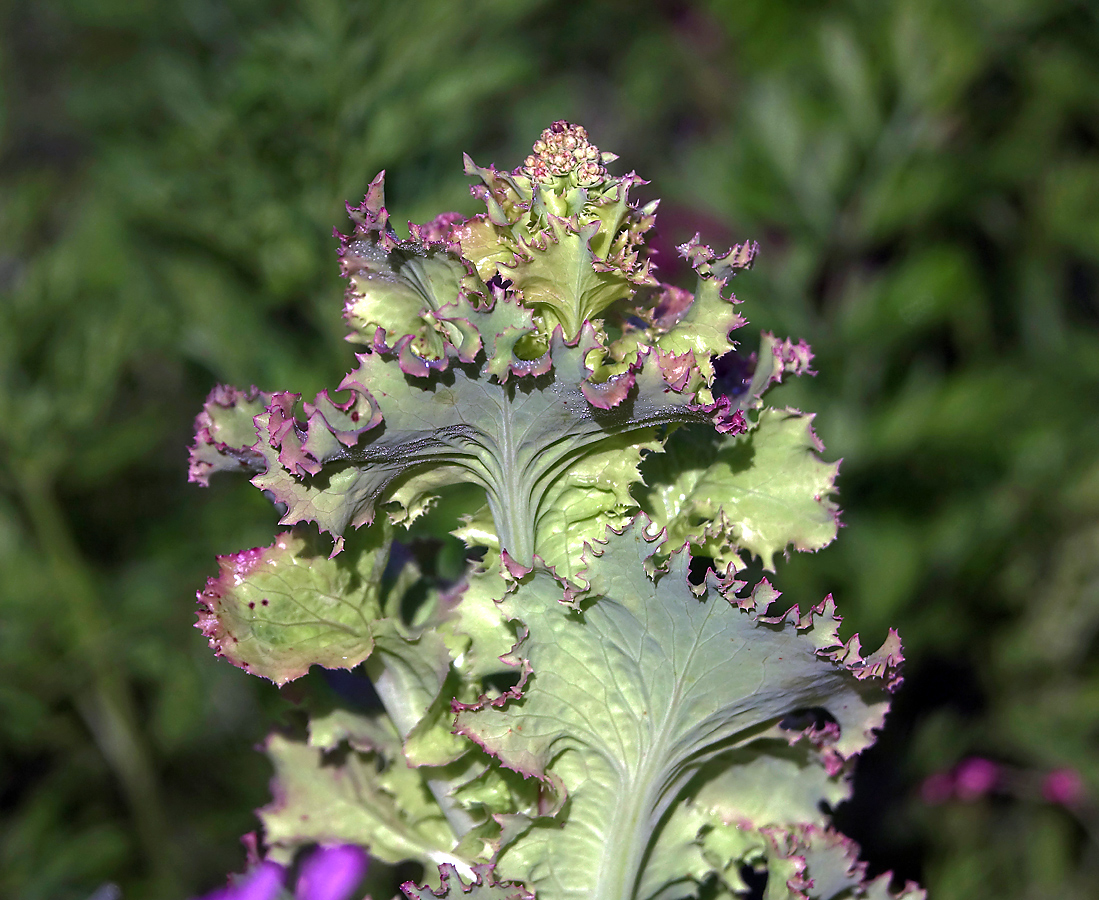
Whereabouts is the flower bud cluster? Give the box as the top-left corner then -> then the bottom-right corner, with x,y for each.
521,121 -> 605,187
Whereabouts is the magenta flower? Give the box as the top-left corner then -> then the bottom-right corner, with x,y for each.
1042,768 -> 1085,807
295,846 -> 369,900
954,757 -> 1000,801
196,846 -> 368,900
197,862 -> 285,900
921,757 -> 1002,805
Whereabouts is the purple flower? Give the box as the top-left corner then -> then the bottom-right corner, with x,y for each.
954,757 -> 999,801
194,846 -> 368,900
197,862 -> 285,900
295,845 -> 369,900
1042,768 -> 1085,807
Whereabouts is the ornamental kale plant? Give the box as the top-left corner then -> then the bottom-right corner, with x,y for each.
189,122 -> 923,900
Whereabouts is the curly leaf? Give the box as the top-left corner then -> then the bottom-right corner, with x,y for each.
309,705 -> 396,753
365,618 -> 450,723
635,739 -> 856,900
259,729 -> 468,874
502,215 -> 641,339
454,520 -> 899,900
461,128 -> 656,341
641,738 -> 874,899
609,238 -> 755,382
339,173 -> 489,371
463,154 -> 530,227
452,215 -> 521,282
733,332 -> 816,412
402,864 -> 533,900
746,827 -> 925,900
639,408 -> 840,572
187,384 -> 272,486
453,431 -> 659,583
526,429 -> 659,582
438,565 -> 524,682
194,527 -> 388,685
243,324 -> 720,568
657,239 -> 754,361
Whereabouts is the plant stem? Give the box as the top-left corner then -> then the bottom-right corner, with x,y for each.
592,769 -> 660,900
486,388 -> 536,568
486,489 -> 535,569
365,658 -> 479,842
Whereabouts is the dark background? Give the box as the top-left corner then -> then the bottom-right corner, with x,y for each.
2,1 -> 1098,897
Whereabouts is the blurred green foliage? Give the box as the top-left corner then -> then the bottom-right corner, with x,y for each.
664,3 -> 1099,897
1,0 -> 1097,898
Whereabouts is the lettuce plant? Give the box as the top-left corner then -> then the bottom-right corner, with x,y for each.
189,122 -> 923,900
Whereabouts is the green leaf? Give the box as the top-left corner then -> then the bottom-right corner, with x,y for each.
639,408 -> 839,572
453,431 -> 659,583
246,324 -> 716,568
343,242 -> 482,357
739,826 -> 925,900
531,430 -> 660,583
453,216 -> 523,281
195,527 -> 388,685
647,749 -> 855,899
340,173 -> 489,370
628,801 -> 732,900
187,384 -> 272,486
502,216 -> 634,339
608,238 -> 755,383
366,618 -> 466,767
692,743 -> 851,827
438,565 -> 523,682
365,618 -> 451,734
309,706 -> 395,753
259,729 -> 467,872
454,520 -> 898,900
282,699 -> 545,878
461,138 -> 657,342
401,864 -> 533,900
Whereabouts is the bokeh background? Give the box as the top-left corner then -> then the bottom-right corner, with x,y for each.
2,0 -> 1098,897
